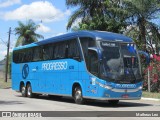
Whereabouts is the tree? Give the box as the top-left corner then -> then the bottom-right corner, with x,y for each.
123,0 -> 160,51
66,0 -> 128,33
67,0 -> 160,52
15,20 -> 44,47
4,52 -> 12,78
66,0 -> 106,29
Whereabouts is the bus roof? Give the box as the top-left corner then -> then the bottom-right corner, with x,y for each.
37,31 -> 132,45
14,30 -> 133,50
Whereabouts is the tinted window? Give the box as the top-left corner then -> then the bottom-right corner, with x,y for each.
33,47 -> 43,61
80,37 -> 96,60
87,50 -> 98,76
24,49 -> 33,62
54,42 -> 67,59
43,44 -> 54,60
13,39 -> 81,63
68,39 -> 80,60
13,51 -> 19,63
13,49 -> 33,63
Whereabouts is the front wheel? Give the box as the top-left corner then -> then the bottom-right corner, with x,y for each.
73,86 -> 85,104
108,100 -> 119,105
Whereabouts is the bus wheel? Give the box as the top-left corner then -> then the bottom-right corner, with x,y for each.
73,86 -> 84,104
26,84 -> 34,98
108,100 -> 119,105
21,84 -> 26,97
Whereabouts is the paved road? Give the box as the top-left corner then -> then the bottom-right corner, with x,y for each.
0,89 -> 160,120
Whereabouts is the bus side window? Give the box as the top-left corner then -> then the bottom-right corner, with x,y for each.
59,42 -> 67,59
20,52 -> 25,63
54,43 -> 59,59
13,51 -> 19,63
18,52 -> 23,63
79,37 -> 96,62
43,44 -> 54,60
68,39 -> 80,61
27,49 -> 33,62
33,47 -> 43,61
87,50 -> 98,76
24,49 -> 33,62
54,42 -> 68,59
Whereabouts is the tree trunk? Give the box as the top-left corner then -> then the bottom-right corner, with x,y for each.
140,17 -> 146,51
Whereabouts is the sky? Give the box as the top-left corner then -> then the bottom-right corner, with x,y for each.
0,0 -> 77,60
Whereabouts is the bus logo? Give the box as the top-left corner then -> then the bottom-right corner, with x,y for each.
22,64 -> 29,79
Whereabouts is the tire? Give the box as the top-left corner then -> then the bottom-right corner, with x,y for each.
21,84 -> 26,97
108,100 -> 119,105
73,86 -> 84,104
26,84 -> 34,98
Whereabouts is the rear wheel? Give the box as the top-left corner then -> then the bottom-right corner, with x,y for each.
21,84 -> 26,97
73,86 -> 84,104
108,100 -> 119,105
26,84 -> 34,98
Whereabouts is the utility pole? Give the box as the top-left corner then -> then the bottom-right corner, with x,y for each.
5,27 -> 11,82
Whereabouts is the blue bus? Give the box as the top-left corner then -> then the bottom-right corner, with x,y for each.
12,31 -> 143,105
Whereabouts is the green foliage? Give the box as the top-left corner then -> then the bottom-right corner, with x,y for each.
15,19 -> 44,47
142,91 -> 160,99
67,0 -> 128,33
123,0 -> 160,51
67,0 -> 160,52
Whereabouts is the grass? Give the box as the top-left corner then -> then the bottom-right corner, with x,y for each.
0,78 -> 11,89
142,91 -> 160,99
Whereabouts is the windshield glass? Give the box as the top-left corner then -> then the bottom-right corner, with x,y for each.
100,41 -> 142,84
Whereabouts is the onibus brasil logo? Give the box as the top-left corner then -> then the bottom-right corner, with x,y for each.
22,64 -> 29,79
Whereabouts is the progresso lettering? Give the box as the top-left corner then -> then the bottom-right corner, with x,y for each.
42,61 -> 68,71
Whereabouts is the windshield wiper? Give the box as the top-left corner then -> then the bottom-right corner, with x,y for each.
124,57 -> 137,83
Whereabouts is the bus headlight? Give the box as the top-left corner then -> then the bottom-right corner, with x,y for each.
138,86 -> 142,90
98,83 -> 112,90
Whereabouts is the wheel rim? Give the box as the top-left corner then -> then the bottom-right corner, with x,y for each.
75,88 -> 82,101
21,86 -> 25,95
27,86 -> 31,96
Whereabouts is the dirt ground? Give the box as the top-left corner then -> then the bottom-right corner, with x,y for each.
0,71 -> 11,89
0,71 -> 5,79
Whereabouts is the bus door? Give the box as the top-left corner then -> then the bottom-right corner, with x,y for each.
85,48 -> 99,97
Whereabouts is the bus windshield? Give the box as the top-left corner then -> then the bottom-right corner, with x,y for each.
100,41 -> 142,84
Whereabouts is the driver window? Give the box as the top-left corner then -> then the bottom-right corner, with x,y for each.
87,50 -> 98,76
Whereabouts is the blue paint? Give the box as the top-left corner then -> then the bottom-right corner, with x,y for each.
12,31 -> 143,101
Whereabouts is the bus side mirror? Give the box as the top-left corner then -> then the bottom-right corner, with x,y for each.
138,51 -> 150,65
